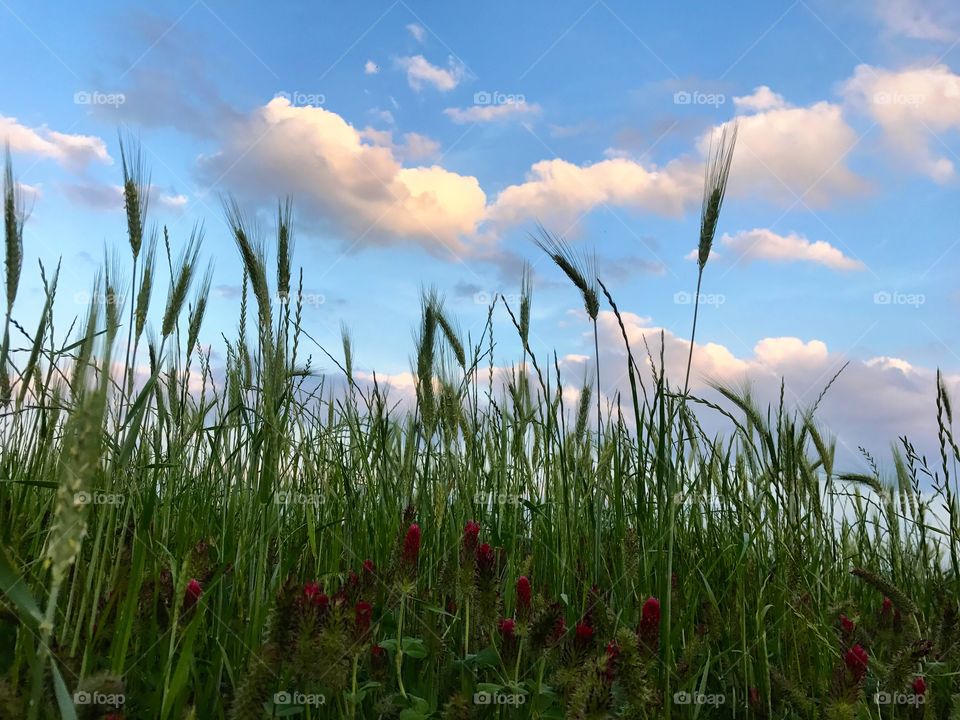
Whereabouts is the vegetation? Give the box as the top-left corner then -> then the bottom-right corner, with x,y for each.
0,134 -> 958,718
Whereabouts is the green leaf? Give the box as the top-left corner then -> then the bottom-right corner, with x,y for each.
401,637 -> 427,659
0,548 -> 42,629
51,661 -> 78,720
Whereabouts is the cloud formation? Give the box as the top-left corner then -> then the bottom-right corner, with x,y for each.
843,63 -> 960,182
1,115 -> 110,169
199,98 -> 487,255
396,55 -> 464,91
719,228 -> 866,271
444,101 -> 541,124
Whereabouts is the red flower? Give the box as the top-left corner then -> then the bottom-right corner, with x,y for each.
363,559 -> 376,575
303,581 -> 321,601
881,597 -> 893,616
402,523 -> 421,566
516,576 -> 531,613
371,644 -> 386,660
912,676 -> 927,695
604,641 -> 620,681
748,686 -> 761,710
355,601 -> 373,632
839,614 -> 855,638
575,621 -> 594,649
639,596 -> 660,648
498,617 -> 516,638
463,520 -> 480,552
476,542 -> 495,577
184,578 -> 202,610
844,644 -> 869,683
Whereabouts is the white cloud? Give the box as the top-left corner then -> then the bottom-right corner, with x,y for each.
396,55 -> 464,92
842,63 -> 960,182
719,228 -> 866,270
444,101 -> 541,124
406,23 -> 426,42
733,85 -> 787,113
874,0 -> 958,40
1,115 -> 111,169
364,60 -> 380,75
707,99 -> 868,205
61,182 -> 189,213
487,156 -> 703,228
198,98 -> 487,255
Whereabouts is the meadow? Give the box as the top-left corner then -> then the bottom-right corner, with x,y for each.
0,131 -> 958,719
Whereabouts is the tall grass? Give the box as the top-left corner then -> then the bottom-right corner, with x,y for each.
0,143 -> 957,719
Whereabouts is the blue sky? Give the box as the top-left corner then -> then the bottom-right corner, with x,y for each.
3,0 -> 960,463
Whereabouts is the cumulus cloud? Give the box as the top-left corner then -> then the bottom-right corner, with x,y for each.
1,115 -> 110,169
733,85 -> 787,113
396,55 -> 464,91
444,101 -> 541,124
842,63 -> 960,182
198,98 -> 487,255
707,99 -> 868,205
579,310 -> 959,462
719,228 -> 866,271
487,156 -> 703,228
364,60 -> 380,75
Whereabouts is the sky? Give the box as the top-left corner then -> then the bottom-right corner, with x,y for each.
2,0 -> 960,470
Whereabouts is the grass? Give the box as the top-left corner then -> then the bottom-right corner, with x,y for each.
0,139 -> 958,719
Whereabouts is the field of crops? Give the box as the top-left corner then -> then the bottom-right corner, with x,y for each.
0,135 -> 958,718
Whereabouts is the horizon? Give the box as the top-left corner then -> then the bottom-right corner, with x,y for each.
3,0 -> 960,467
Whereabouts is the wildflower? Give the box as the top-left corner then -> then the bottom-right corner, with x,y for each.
370,644 -> 388,680
639,596 -> 660,649
844,644 -> 868,683
476,543 -> 495,578
912,676 -> 926,695
516,576 -> 532,617
362,559 -> 376,575
498,617 -> 516,639
402,523 -> 421,566
839,614 -> 855,639
463,520 -> 480,552
184,578 -> 202,610
748,686 -> 762,712
575,620 -> 594,650
355,601 -> 373,633
303,581 -> 321,601
552,616 -> 567,643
